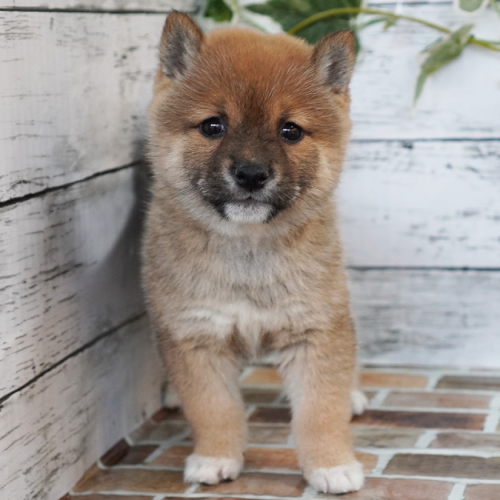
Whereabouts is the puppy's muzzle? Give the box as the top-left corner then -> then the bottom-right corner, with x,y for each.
230,162 -> 274,193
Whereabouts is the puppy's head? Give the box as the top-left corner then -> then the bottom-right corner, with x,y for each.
148,13 -> 355,227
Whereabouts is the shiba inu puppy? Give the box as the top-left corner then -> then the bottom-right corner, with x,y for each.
142,12 -> 367,494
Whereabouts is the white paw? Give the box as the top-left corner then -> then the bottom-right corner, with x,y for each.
164,384 -> 182,409
307,461 -> 364,494
351,389 -> 369,416
184,453 -> 242,484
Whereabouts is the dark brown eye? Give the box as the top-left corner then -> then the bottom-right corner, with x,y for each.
200,117 -> 226,138
279,122 -> 303,144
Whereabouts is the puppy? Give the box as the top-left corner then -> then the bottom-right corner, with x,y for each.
142,12 -> 367,494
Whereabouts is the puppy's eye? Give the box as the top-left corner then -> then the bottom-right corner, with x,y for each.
279,122 -> 303,144
200,117 -> 226,138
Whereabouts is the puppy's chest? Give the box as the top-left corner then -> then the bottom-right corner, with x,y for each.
173,241 -> 322,350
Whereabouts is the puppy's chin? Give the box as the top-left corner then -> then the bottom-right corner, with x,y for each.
223,201 -> 274,224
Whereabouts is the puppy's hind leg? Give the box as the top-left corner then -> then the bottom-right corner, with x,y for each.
351,369 -> 368,416
164,383 -> 182,409
164,339 -> 247,485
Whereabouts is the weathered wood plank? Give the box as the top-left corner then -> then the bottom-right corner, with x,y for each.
351,4 -> 500,140
0,0 -> 196,11
338,140 -> 500,268
0,166 -> 147,397
1,6 -> 500,203
350,268 -> 500,368
0,314 -> 164,500
0,11 -> 166,202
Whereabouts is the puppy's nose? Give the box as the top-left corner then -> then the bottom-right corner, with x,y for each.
231,162 -> 272,192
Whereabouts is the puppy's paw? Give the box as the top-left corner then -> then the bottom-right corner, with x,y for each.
164,384 -> 182,409
307,461 -> 364,494
350,389 -> 368,416
184,454 -> 242,484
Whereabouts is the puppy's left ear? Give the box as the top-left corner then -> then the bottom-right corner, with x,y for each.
311,30 -> 355,93
159,11 -> 204,79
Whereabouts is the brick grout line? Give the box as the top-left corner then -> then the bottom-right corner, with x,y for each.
143,432 -> 190,464
447,483 -> 466,500
489,393 -> 500,410
72,490 -> 163,496
184,483 -> 199,495
127,427 -> 192,447
368,388 -> 390,407
301,485 -> 319,499
245,404 -> 257,419
123,434 -> 135,446
273,392 -> 286,404
360,366 -> 500,376
250,402 -> 491,413
414,429 -> 439,448
425,372 -> 446,390
355,447 -> 500,458
364,406 -> 491,414
371,450 -> 395,475
152,495 -> 166,500
108,464 -> 305,475
239,366 -> 254,381
483,409 -> 500,432
365,387 -> 500,395
365,474 -> 500,485
240,382 -> 500,396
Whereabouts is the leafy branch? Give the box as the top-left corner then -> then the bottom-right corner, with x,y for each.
205,0 -> 500,102
285,6 -> 500,52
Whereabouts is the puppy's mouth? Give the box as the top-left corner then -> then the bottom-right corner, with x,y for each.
221,198 -> 277,223
195,178 -> 289,224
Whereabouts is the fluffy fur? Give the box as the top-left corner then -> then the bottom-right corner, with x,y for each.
142,12 -> 366,494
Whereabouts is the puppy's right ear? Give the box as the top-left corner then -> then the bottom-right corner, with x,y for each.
159,12 -> 203,79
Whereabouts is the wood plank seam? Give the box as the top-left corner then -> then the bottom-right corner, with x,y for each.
0,161 -> 139,209
348,266 -> 500,272
0,7 -> 199,13
0,311 -> 146,406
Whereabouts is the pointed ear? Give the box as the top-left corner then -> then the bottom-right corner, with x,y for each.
159,12 -> 203,79
311,30 -> 355,93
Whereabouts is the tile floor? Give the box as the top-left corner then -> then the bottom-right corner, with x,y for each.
61,365 -> 500,500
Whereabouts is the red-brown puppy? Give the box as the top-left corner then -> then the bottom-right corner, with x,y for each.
142,12 -> 367,494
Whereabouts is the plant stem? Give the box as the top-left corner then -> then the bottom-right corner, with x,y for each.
225,0 -> 266,31
491,0 -> 500,18
287,7 -> 500,52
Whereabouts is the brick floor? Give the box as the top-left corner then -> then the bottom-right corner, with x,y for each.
63,366 -> 500,500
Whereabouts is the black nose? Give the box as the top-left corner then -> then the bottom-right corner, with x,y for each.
231,162 -> 272,192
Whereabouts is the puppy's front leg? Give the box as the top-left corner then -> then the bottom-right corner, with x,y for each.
279,320 -> 363,494
164,339 -> 247,484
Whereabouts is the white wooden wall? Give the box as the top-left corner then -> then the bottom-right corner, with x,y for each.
342,3 -> 500,366
0,2 -> 195,500
0,1 -> 499,499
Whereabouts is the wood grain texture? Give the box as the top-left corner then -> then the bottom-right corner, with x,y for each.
0,166 -> 148,397
350,268 -> 500,368
0,10 -> 165,202
0,314 -> 164,500
2,6 -> 500,203
0,0 -> 196,11
338,140 -> 500,268
350,4 -> 500,140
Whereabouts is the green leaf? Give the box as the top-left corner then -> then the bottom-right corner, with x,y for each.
205,0 -> 233,22
455,0 -> 488,13
383,16 -> 396,30
248,0 -> 362,45
414,24 -> 474,103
